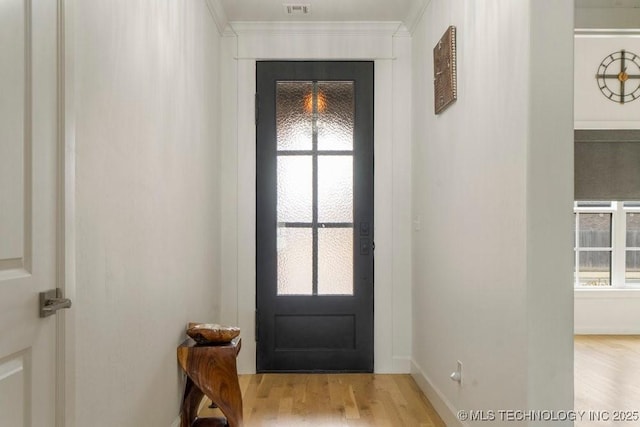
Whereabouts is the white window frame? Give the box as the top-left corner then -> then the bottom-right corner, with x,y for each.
622,203 -> 640,289
574,201 -> 640,289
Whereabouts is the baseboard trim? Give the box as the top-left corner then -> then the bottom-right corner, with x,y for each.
575,328 -> 640,334
410,359 -> 465,427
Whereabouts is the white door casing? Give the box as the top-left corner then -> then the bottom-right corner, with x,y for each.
0,0 -> 65,425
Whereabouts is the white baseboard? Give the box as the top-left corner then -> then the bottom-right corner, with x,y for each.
171,415 -> 180,427
575,327 -> 640,334
575,291 -> 640,335
410,359 -> 465,427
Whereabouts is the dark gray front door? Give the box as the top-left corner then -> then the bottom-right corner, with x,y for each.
256,61 -> 374,372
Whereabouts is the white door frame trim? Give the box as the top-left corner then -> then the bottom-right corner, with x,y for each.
56,0 -> 76,425
220,22 -> 413,374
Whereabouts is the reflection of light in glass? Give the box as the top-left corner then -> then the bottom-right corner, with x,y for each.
277,82 -> 313,151
303,91 -> 327,113
317,82 -> 354,151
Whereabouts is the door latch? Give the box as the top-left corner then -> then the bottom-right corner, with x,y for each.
39,288 -> 72,318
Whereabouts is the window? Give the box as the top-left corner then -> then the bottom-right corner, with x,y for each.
275,81 -> 355,296
574,201 -> 640,288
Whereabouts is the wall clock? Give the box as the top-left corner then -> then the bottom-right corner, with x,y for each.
596,49 -> 640,104
433,26 -> 457,114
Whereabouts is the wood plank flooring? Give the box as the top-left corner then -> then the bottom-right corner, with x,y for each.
193,337 -> 640,426
575,335 -> 640,427
198,374 -> 445,427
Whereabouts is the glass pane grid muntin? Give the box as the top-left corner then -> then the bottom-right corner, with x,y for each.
278,222 -> 353,228
276,80 -> 355,296
575,201 -> 613,208
278,150 -> 354,156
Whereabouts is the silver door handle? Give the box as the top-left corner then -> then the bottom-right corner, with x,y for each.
39,288 -> 72,318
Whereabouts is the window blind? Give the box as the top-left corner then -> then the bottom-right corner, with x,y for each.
575,130 -> 640,201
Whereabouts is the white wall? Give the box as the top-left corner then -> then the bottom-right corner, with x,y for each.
576,7 -> 640,29
574,33 -> 640,129
74,2 -> 222,426
410,1 -> 574,425
219,22 -> 414,374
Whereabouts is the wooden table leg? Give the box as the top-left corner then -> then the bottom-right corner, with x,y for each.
178,339 -> 243,427
181,377 -> 204,427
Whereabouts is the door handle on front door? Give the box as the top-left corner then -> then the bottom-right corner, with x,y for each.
39,288 -> 72,318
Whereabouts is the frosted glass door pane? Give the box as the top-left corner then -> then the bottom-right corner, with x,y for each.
318,156 -> 353,223
278,228 -> 313,295
278,156 -> 312,222
277,82 -> 313,151
318,228 -> 353,295
317,82 -> 354,151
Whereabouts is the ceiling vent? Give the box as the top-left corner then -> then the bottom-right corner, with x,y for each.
283,4 -> 311,15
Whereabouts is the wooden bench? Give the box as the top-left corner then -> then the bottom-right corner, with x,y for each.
177,337 -> 243,427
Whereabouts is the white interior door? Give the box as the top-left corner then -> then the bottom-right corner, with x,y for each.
0,0 -> 62,425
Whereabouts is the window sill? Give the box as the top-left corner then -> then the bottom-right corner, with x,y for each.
574,288 -> 640,299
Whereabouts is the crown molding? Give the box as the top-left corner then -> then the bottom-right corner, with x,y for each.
228,21 -> 404,37
393,24 -> 411,38
222,25 -> 237,38
205,0 -> 229,35
404,0 -> 431,35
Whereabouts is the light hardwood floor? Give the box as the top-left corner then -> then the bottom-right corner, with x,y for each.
575,335 -> 640,427
194,337 -> 640,426
198,374 -> 445,427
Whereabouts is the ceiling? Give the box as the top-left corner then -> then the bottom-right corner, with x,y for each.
219,0 -> 420,22
215,0 -> 640,26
